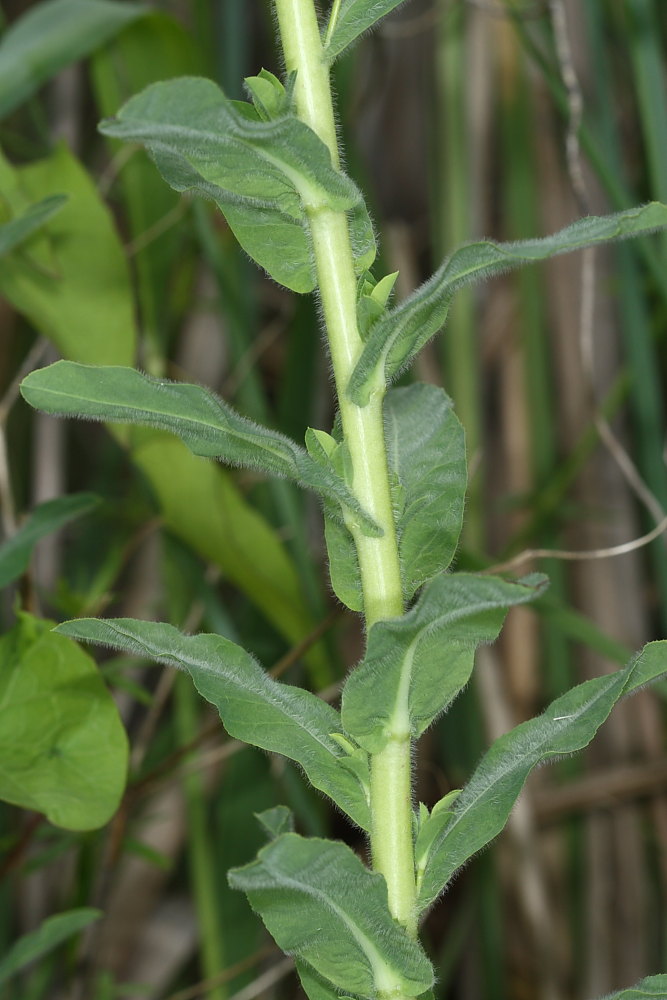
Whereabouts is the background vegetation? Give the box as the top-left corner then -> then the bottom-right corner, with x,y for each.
2,0 -> 667,998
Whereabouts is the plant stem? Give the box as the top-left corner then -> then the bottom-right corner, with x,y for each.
273,0 -> 417,938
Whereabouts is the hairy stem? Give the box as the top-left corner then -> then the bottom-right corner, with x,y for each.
273,0 -> 417,938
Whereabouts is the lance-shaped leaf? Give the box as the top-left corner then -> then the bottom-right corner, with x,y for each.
0,195 -> 68,257
323,1 -> 408,62
342,573 -> 547,753
591,976 -> 667,999
20,362 -> 380,536
0,908 -> 101,986
347,202 -> 667,405
55,618 -> 371,830
417,640 -> 667,913
0,493 -> 99,587
98,76 -> 375,292
229,834 -> 434,998
323,384 -> 467,611
0,0 -> 146,120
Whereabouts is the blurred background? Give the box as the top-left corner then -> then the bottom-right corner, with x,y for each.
2,0 -> 667,998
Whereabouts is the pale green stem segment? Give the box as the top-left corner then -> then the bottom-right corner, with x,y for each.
273,0 -> 418,941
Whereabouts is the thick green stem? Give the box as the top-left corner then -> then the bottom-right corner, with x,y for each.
273,0 -> 417,938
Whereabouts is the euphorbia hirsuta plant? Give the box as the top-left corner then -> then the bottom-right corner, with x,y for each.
20,1 -> 667,996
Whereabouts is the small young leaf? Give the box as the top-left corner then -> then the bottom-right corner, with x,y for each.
20,362 -> 380,536
418,640 -> 667,912
0,195 -> 68,256
342,573 -> 547,753
324,0 -> 408,63
0,908 -> 101,986
592,976 -> 667,999
0,613 -> 128,830
347,202 -> 667,405
98,76 -> 375,292
229,834 -> 434,998
0,493 -> 99,587
55,618 -> 371,830
255,805 -> 295,840
414,791 -> 460,896
244,69 -> 289,121
0,0 -> 147,120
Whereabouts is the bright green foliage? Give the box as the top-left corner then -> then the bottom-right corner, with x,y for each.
0,145 -> 136,366
0,908 -> 101,986
417,640 -> 667,912
597,977 -> 667,999
342,573 -> 548,753
20,361 -> 380,536
323,0 -> 408,62
0,195 -> 67,256
55,617 -> 371,830
347,202 -> 667,405
0,0 -> 146,119
0,614 -> 128,830
0,493 -> 98,587
97,76 -> 376,292
228,833 -> 434,998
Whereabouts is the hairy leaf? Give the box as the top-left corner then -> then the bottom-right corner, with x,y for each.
0,195 -> 67,256
55,618 -> 371,829
342,573 -> 547,753
229,834 -> 433,997
256,805 -> 295,840
0,614 -> 128,830
347,202 -> 667,405
323,385 -> 466,610
0,909 -> 101,986
324,0 -> 407,62
98,76 -> 375,291
386,384 -> 466,598
418,641 -> 667,912
20,362 -> 380,536
0,493 -> 99,587
593,976 -> 667,999
0,0 -> 146,119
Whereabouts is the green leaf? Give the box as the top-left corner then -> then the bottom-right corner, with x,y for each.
20,361 -> 380,537
98,76 -> 375,292
386,384 -> 466,599
228,834 -> 433,998
323,385 -> 466,610
0,0 -> 146,119
296,961 -> 355,1000
342,573 -> 547,753
0,908 -> 101,986
0,195 -> 67,256
55,618 -> 371,830
0,145 -> 136,366
324,0 -> 408,63
413,791 -> 460,892
255,805 -> 295,840
347,202 -> 667,405
0,613 -> 128,830
417,640 -> 667,913
594,976 -> 667,999
0,493 -> 99,587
